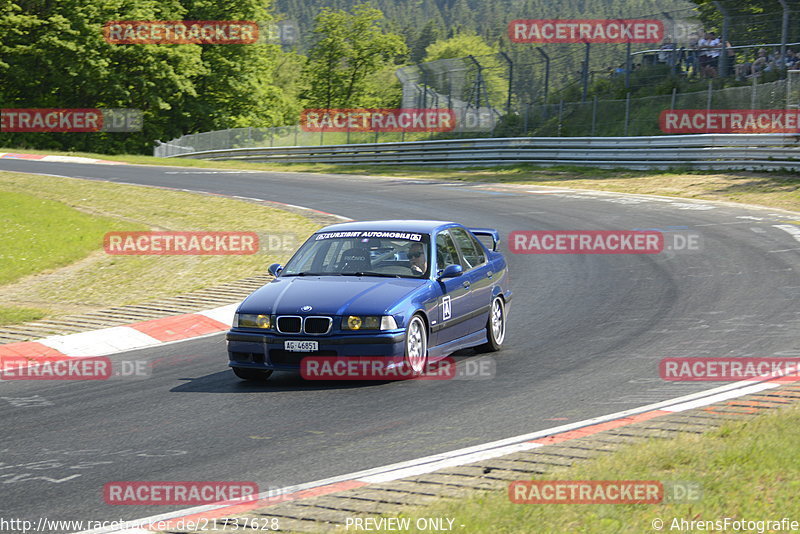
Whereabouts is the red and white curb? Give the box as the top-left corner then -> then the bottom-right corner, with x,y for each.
0,304 -> 238,364
0,152 -> 126,165
0,159 -> 352,365
76,370 -> 798,534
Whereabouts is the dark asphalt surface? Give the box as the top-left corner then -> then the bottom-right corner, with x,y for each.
0,159 -> 798,530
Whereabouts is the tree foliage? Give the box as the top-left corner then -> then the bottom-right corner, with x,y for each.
423,32 -> 497,61
0,0 -> 295,154
423,33 -> 507,109
689,0 -> 799,48
300,3 -> 407,108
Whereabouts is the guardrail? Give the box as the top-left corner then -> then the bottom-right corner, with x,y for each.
164,134 -> 800,171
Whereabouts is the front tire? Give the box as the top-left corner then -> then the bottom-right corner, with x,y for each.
232,367 -> 273,381
479,296 -> 506,352
404,314 -> 428,375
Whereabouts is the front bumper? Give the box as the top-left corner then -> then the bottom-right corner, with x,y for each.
226,329 -> 407,371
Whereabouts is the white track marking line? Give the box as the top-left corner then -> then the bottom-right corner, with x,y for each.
75,370 -> 797,534
662,382 -> 780,412
773,224 -> 800,243
358,442 -> 542,483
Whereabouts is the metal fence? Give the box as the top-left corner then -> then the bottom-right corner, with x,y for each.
521,78 -> 790,137
163,134 -> 800,171
155,78 -> 793,156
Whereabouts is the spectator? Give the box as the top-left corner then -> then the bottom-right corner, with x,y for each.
658,35 -> 677,65
743,48 -> 770,78
684,32 -> 701,76
697,32 -> 711,69
785,49 -> 799,69
721,39 -> 735,77
703,32 -> 721,77
763,49 -> 781,73
735,53 -> 753,81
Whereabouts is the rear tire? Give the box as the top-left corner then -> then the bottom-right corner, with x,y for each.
232,367 -> 273,381
478,296 -> 505,352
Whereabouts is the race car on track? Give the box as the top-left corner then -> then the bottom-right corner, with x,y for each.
226,220 -> 511,381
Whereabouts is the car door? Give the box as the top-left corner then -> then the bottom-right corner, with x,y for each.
431,230 -> 470,346
449,227 -> 493,335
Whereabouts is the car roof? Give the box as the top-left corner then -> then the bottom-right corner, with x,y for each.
316,220 -> 459,234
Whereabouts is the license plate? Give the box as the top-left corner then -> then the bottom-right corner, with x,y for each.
284,340 -> 318,352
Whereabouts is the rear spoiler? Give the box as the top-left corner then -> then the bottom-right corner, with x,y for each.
468,228 -> 500,251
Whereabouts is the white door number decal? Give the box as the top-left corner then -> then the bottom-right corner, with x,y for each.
442,295 -> 452,321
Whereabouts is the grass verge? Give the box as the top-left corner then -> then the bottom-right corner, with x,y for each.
3,148 -> 799,213
0,306 -> 46,327
0,171 -> 320,322
0,190 -> 131,285
360,404 -> 800,533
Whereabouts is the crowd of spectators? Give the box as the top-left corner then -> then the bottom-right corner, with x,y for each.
619,31 -> 799,81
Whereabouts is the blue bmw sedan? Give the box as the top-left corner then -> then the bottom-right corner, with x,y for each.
226,220 -> 511,381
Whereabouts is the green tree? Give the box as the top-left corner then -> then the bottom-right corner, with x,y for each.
410,20 -> 441,63
0,0 -> 201,153
178,0 -> 294,129
689,0 -> 797,47
423,33 -> 507,109
423,32 -> 497,61
300,2 -> 407,108
0,0 -> 297,154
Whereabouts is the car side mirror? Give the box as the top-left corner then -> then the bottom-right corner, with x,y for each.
438,264 -> 463,279
268,263 -> 283,277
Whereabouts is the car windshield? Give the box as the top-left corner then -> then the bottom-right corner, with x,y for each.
281,232 -> 431,278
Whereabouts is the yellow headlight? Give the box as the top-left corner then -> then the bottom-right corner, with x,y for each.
347,316 -> 362,330
256,314 -> 270,328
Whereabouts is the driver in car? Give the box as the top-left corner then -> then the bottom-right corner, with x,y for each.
408,242 -> 427,275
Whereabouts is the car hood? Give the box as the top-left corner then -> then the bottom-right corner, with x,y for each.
238,276 -> 428,316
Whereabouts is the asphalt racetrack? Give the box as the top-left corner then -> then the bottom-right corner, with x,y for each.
1,159 -> 798,530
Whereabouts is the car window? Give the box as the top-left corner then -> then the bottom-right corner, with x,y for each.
436,231 -> 462,272
282,233 -> 430,278
450,227 -> 486,269
289,239 -> 332,272
469,233 -> 489,263
321,239 -> 345,268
